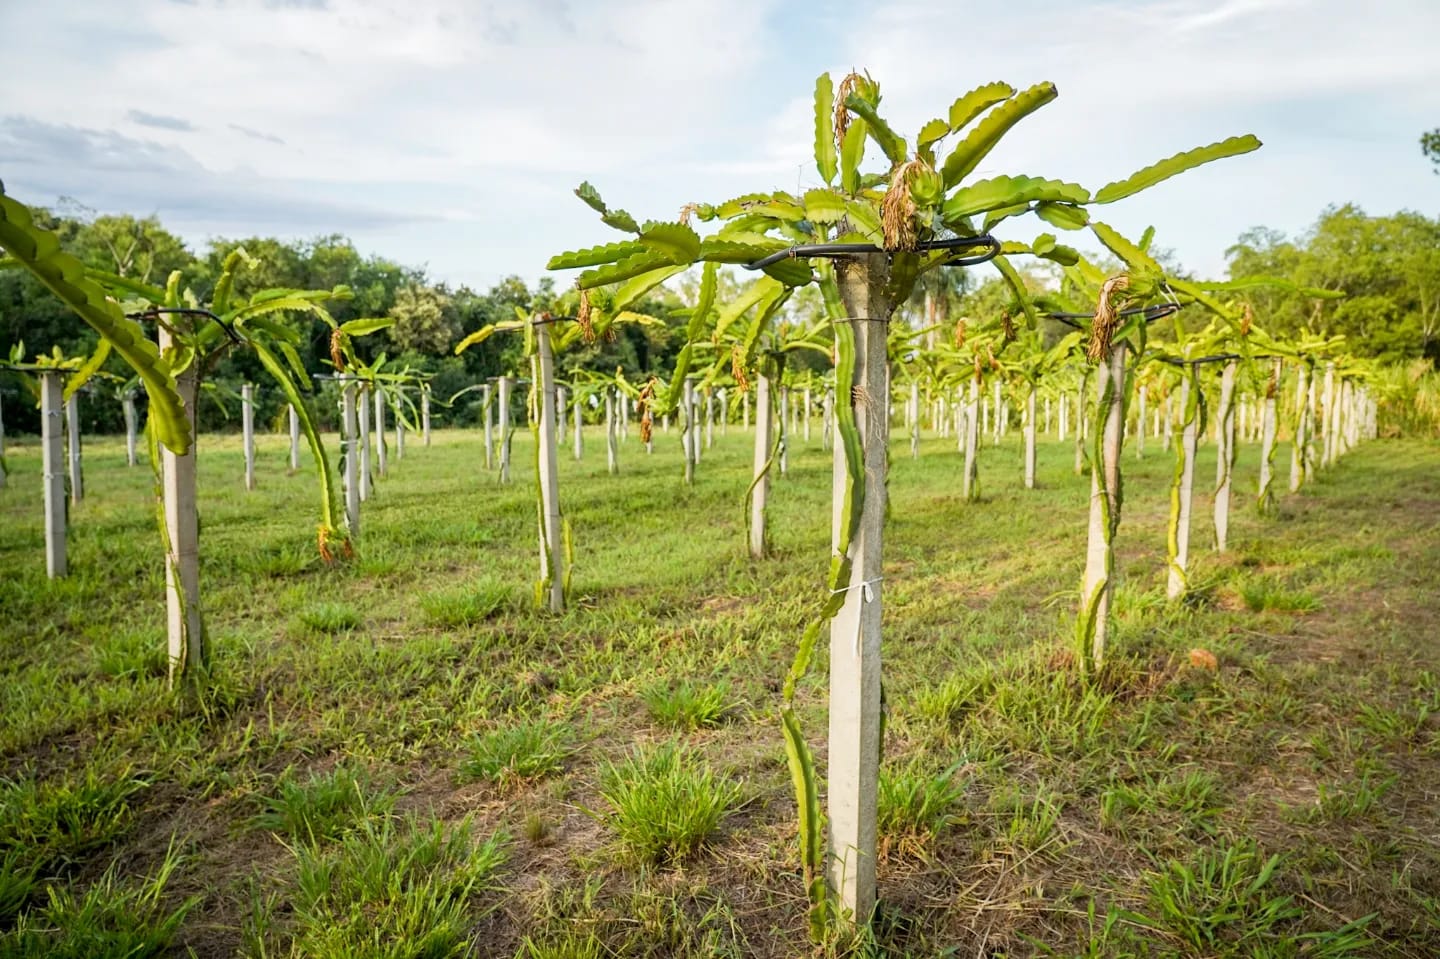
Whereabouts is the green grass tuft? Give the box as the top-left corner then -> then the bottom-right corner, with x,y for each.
457,720 -> 575,788
0,839 -> 195,958
516,932 -> 607,959
93,630 -> 167,680
877,761 -> 967,852
596,743 -> 742,865
0,848 -> 38,925
294,602 -> 362,634
1239,578 -> 1320,613
420,580 -> 510,628
251,765 -> 399,844
278,814 -> 507,959
641,680 -> 734,730
1143,840 -> 1300,951
0,767 -> 149,870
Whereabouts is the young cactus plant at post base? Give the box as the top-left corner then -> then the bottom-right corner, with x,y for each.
1036,217 -> 1295,672
1037,240 -> 1180,677
1213,358 -> 1239,551
1165,348 -> 1206,602
454,299 -> 658,610
1258,356 -> 1282,513
547,69 -> 1259,934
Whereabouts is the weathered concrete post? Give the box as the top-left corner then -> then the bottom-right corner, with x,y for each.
123,392 -> 139,467
749,372 -> 773,558
1213,360 -> 1238,552
341,380 -> 361,538
482,383 -> 495,470
605,387 -> 618,475
374,389 -> 387,478
1023,384 -> 1037,489
288,404 -> 300,471
357,383 -> 371,501
498,375 -> 513,484
827,254 -> 890,926
534,319 -> 565,613
158,326 -> 204,691
40,373 -> 66,578
242,383 -> 256,491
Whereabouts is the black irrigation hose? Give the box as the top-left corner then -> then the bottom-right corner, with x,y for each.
1155,352 -> 1243,368
126,307 -> 241,347
1044,303 -> 1181,330
742,234 -> 1000,271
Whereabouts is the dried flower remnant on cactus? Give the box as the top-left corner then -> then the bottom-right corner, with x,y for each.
881,158 -> 929,252
329,328 -> 346,371
833,72 -> 863,145
638,377 -> 657,443
577,289 -> 594,343
1000,309 -> 1016,343
731,344 -> 750,392
1087,274 -> 1132,362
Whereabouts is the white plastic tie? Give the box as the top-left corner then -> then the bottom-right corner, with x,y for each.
830,576 -> 883,658
830,575 -> 882,602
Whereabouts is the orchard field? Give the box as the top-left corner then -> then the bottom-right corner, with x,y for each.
2,420 -> 1438,957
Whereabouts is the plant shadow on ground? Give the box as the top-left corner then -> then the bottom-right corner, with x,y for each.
0,429 -> 1438,956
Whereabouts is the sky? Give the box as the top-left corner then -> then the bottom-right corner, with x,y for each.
1,0 -> 1437,292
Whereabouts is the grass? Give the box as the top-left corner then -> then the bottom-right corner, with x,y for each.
457,719 -> 575,787
515,933 -> 606,959
1,425 -> 1438,956
1137,840 -> 1378,955
249,814 -> 507,958
251,764 -> 400,844
0,840 -> 195,958
876,761 -> 967,857
420,579 -> 510,627
0,849 -> 38,925
640,679 -> 734,729
93,628 -> 168,680
0,767 -> 149,872
294,601 -> 362,634
1239,577 -> 1321,612
595,743 -> 743,865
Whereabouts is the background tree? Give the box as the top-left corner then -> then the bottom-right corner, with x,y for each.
1227,205 -> 1440,363
387,283 -> 456,354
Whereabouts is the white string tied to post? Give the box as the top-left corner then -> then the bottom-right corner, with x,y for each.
831,576 -> 882,657
830,575 -> 882,602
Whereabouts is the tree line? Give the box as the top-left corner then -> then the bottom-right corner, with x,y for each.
2,200 -> 1436,436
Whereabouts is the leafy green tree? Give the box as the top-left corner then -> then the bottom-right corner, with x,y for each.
1227,205 -> 1440,363
387,282 -> 455,354
74,214 -> 191,284
1422,128 -> 1440,171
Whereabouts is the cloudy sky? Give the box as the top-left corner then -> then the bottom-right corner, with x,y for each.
2,0 -> 1436,290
